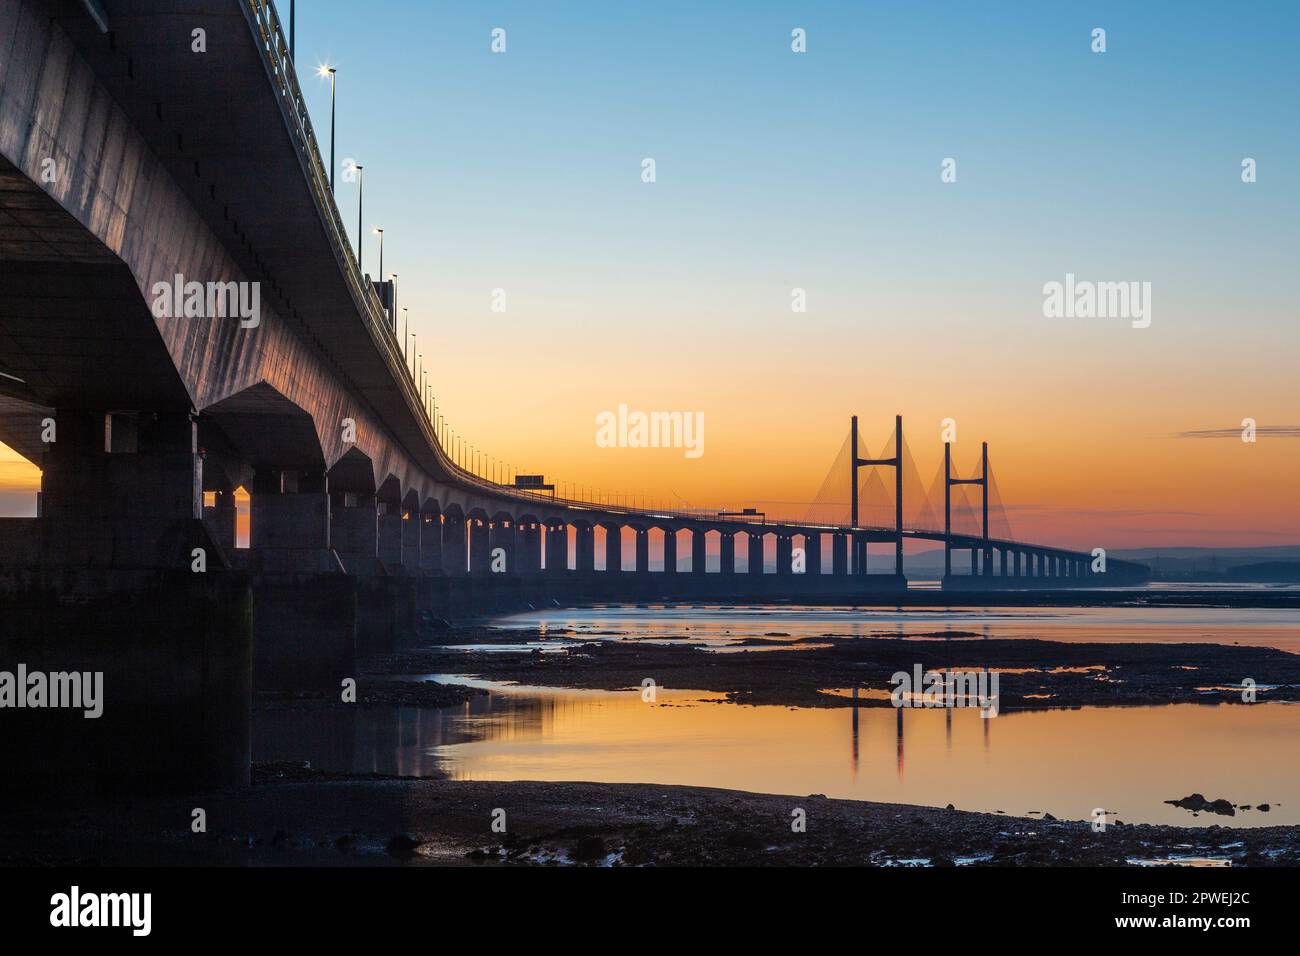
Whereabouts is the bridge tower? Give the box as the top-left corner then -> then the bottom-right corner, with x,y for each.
851,414 -> 904,577
945,440 -> 990,576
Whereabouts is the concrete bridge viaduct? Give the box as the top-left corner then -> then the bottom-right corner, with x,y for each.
0,0 -> 1146,798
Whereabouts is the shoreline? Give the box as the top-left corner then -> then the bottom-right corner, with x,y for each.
370,624 -> 1300,711
3,773 -> 1296,867
447,588 -> 1300,610
5,612 -> 1297,868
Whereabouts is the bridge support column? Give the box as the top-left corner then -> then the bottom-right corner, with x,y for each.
803,533 -> 821,575
331,493 -> 380,574
692,528 -> 707,574
719,531 -> 736,574
489,518 -> 516,574
420,510 -> 443,573
249,468 -> 337,573
747,532 -> 764,576
574,524 -> 593,572
546,521 -> 568,574
516,521 -> 542,574
832,533 -> 847,576
970,548 -> 978,576
603,523 -> 622,573
663,529 -> 678,573
776,533 -> 793,576
247,469 -> 356,685
469,518 -> 491,574
999,548 -> 1008,577
634,527 -> 650,573
378,502 -> 404,569
35,409 -> 204,570
852,533 -> 867,575
401,506 -> 421,571
442,513 -> 466,574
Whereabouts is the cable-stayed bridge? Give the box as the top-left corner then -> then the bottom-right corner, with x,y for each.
0,0 -> 1150,797
0,0 -> 1146,601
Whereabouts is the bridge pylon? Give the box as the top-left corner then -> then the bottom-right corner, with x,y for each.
945,439 -> 990,577
850,414 -> 904,577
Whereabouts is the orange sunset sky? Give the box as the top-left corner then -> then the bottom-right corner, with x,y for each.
3,2 -> 1297,553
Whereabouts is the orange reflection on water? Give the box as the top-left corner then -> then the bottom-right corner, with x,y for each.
254,679 -> 1300,829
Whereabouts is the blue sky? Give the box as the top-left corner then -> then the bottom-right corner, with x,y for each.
273,0 -> 1300,547
293,0 -> 1298,308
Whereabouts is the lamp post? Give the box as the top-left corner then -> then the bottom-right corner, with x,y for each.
317,66 -> 337,191
402,308 -> 409,359
387,272 -> 397,326
354,164 -> 365,272
373,227 -> 384,283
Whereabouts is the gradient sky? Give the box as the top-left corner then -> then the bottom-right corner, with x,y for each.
3,1 -> 1298,549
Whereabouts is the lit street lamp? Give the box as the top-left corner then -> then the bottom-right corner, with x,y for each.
352,163 -> 365,272
317,65 -> 337,191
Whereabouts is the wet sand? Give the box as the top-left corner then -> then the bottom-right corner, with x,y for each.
372,625 -> 1300,710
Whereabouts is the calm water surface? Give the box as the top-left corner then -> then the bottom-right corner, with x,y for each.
257,604 -> 1300,828
489,603 -> 1300,652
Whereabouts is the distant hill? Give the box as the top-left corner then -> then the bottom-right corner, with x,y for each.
1108,546 -> 1300,582
897,545 -> 1300,582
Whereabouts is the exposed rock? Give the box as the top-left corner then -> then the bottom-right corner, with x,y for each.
1165,794 -> 1236,816
385,833 -> 423,856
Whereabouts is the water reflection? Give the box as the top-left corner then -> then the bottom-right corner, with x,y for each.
489,604 -> 1300,652
254,679 -> 1299,827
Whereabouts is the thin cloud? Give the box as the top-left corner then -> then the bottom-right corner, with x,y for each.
999,504 -> 1216,519
1175,425 -> 1300,439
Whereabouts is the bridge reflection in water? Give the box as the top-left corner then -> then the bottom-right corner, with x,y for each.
253,679 -> 1300,828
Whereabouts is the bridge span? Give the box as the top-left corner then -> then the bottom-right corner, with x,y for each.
0,0 -> 1143,593
0,0 -> 1149,799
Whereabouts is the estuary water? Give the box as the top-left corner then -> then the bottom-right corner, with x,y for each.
256,602 -> 1300,828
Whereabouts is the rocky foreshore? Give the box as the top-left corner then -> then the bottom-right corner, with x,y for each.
2,773 -> 1297,867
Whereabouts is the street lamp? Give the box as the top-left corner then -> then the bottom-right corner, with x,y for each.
317,66 -> 337,191
373,227 -> 384,283
353,163 -> 365,272
402,308 -> 409,360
